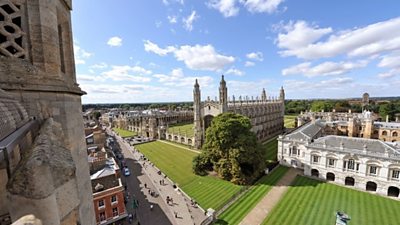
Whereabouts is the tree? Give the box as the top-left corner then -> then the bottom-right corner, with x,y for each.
311,101 -> 333,112
193,113 -> 265,185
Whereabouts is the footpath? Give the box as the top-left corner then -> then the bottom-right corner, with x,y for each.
114,133 -> 206,225
239,168 -> 300,225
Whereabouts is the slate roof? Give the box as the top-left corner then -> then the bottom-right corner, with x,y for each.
311,135 -> 400,154
286,119 -> 324,140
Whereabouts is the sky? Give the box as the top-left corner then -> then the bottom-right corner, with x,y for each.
72,0 -> 400,104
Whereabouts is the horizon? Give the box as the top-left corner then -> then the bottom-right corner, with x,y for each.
73,1 -> 400,104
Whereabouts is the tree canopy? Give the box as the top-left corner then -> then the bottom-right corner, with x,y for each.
192,113 -> 265,185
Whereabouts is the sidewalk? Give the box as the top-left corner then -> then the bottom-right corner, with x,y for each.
114,133 -> 206,225
239,168 -> 300,225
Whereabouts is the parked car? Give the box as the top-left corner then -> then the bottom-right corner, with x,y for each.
123,168 -> 130,176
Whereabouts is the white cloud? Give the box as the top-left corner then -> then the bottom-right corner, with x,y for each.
277,21 -> 332,50
153,68 -> 213,87
225,68 -> 244,76
77,74 -> 105,82
227,80 -> 271,97
183,10 -> 198,31
144,40 -> 176,56
245,61 -> 255,67
144,41 -> 235,71
277,17 -> 400,59
284,77 -> 354,91
378,68 -> 400,79
282,60 -> 368,77
162,0 -> 184,5
167,15 -> 178,24
207,0 -> 239,17
102,65 -> 152,82
155,21 -> 163,28
246,51 -> 264,61
378,53 -> 400,68
239,0 -> 284,14
174,44 -> 235,71
107,36 -> 123,47
90,62 -> 108,70
74,44 -> 92,65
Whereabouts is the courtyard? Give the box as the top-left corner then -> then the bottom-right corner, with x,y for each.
135,141 -> 242,210
262,176 -> 400,225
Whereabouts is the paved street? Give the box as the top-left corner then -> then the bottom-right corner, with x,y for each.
109,130 -> 207,225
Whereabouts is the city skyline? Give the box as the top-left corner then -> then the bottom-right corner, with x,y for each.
73,0 -> 400,103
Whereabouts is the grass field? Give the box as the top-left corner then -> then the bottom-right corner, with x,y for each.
168,123 -> 194,137
112,127 -> 137,138
262,176 -> 400,225
284,115 -> 296,128
136,141 -> 242,210
263,139 -> 278,162
215,166 -> 289,225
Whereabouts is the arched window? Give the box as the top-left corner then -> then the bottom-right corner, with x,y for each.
382,131 -> 388,136
393,132 -> 398,137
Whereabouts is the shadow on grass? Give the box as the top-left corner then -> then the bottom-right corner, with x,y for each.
213,219 -> 228,225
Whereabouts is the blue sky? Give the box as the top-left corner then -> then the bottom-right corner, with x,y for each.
72,0 -> 400,103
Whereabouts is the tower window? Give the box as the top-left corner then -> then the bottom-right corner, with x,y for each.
0,1 -> 25,58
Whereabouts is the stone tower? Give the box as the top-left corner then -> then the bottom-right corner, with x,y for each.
261,88 -> 267,101
279,86 -> 285,101
219,75 -> 228,113
362,93 -> 370,110
279,86 -> 285,117
193,79 -> 202,149
0,0 -> 95,224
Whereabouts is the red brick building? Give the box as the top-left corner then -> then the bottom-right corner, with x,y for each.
91,158 -> 127,224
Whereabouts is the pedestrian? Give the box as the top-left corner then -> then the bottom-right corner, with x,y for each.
174,211 -> 178,218
170,198 -> 174,204
144,183 -> 147,189
159,180 -> 162,185
150,204 -> 154,211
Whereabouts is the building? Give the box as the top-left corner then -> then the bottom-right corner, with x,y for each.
278,120 -> 400,198
90,157 -> 127,224
297,110 -> 400,142
115,110 -> 193,139
0,0 -> 95,224
193,75 -> 285,148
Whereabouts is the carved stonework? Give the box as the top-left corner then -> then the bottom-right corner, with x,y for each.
0,0 -> 25,59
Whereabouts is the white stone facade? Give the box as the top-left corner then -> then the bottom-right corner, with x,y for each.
278,120 -> 400,198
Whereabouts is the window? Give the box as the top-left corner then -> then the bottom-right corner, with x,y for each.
393,132 -> 398,137
312,155 -> 319,164
348,159 -> 355,170
98,199 -> 105,208
292,146 -> 297,155
99,212 -> 106,221
111,195 -> 117,203
369,166 -> 378,175
0,1 -> 26,59
392,170 -> 400,179
112,207 -> 118,217
328,158 -> 335,167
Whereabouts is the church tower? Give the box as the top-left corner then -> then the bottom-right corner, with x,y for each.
193,79 -> 203,149
279,86 -> 285,101
0,0 -> 95,224
219,75 -> 228,113
261,88 -> 267,101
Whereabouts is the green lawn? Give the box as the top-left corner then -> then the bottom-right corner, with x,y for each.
263,139 -> 278,162
262,176 -> 400,225
215,166 -> 289,225
112,127 -> 137,138
168,123 -> 194,137
136,141 -> 242,210
284,115 -> 296,128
